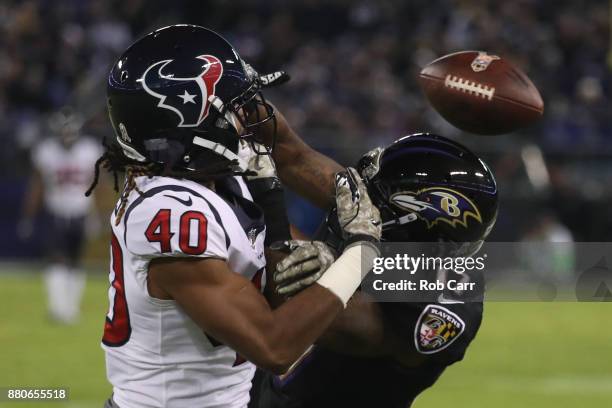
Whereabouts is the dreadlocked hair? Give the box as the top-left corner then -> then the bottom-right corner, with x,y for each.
85,140 -> 256,226
85,141 -> 160,225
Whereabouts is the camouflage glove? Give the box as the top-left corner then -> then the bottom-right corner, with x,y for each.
273,240 -> 337,296
335,167 -> 382,244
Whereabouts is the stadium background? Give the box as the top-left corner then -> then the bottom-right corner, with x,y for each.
1,0 -> 611,407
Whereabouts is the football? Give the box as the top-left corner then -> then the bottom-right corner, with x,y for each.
419,51 -> 544,135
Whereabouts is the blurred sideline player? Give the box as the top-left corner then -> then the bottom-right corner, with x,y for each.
18,109 -> 102,324
250,134 -> 499,408
91,25 -> 381,408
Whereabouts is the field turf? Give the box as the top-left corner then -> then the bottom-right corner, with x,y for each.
1,271 -> 611,408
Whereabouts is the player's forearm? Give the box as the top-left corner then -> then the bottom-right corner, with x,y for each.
258,283 -> 343,373
259,242 -> 379,370
233,244 -> 376,373
196,281 -> 342,375
255,102 -> 342,207
316,291 -> 388,357
275,145 -> 342,208
152,256 -> 345,374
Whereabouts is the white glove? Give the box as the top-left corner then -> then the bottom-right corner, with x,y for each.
238,140 -> 278,180
334,167 -> 382,243
273,240 -> 337,296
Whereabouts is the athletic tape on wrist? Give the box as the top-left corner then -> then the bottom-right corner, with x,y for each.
316,241 -> 379,307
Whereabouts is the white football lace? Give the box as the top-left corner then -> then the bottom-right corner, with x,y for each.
444,75 -> 495,101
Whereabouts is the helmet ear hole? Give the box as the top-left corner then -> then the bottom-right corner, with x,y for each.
144,138 -> 186,169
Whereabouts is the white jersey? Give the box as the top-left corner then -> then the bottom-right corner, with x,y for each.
103,175 -> 266,408
32,137 -> 102,218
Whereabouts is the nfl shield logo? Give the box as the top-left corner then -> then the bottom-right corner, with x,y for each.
471,52 -> 500,72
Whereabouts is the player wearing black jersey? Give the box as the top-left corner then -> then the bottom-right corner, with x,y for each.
250,133 -> 498,408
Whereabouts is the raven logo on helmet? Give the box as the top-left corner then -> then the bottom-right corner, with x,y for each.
390,187 -> 482,229
139,55 -> 223,127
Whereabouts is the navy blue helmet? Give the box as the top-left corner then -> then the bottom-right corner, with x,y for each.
107,24 -> 276,174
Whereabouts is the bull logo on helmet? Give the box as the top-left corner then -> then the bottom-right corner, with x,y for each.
139,55 -> 223,127
390,187 -> 482,229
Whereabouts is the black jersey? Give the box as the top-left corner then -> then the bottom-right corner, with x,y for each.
250,211 -> 486,408
250,297 -> 483,408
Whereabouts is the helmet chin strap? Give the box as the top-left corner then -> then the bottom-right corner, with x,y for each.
189,95 -> 248,172
208,95 -> 240,132
192,136 -> 248,172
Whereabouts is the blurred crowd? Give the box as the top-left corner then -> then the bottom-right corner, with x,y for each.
0,0 -> 610,244
2,0 -> 610,165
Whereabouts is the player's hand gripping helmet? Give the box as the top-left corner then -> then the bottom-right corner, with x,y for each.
357,133 -> 498,254
107,24 -> 281,176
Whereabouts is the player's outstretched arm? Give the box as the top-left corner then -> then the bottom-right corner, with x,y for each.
149,256 -> 343,374
147,168 -> 381,374
275,251 -> 427,364
253,102 -> 343,208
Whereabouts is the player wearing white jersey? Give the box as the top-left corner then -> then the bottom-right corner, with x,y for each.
19,109 -> 102,324
104,175 -> 266,407
92,25 -> 382,408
